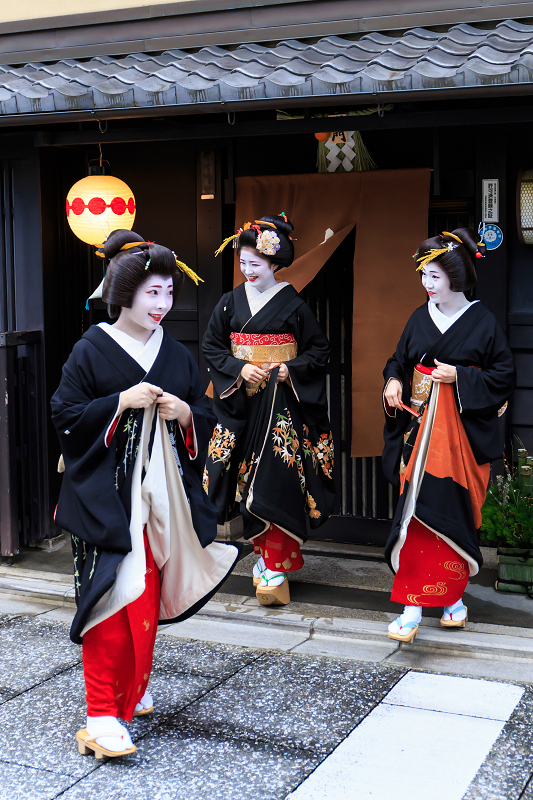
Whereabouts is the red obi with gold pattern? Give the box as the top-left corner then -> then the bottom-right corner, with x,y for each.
230,332 -> 297,366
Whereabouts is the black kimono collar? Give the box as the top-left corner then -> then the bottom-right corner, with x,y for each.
233,283 -> 304,333
83,325 -> 173,387
418,301 -> 489,367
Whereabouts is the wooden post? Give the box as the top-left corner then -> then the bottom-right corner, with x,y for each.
0,340 -> 19,556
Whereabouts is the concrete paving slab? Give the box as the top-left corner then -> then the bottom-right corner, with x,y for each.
0,575 -> 74,603
386,649 -> 533,684
0,666 -> 97,778
464,687 -> 533,800
159,618 -> 310,651
150,635 -> 259,681
182,653 -> 405,757
0,660 -> 221,779
58,722 -> 321,800
384,671 -> 524,720
0,595 -> 63,616
288,702 -> 507,800
409,625 -> 533,658
291,635 -> 399,662
313,615 -> 391,640
39,606 -> 76,624
0,616 -> 80,699
0,760 -> 74,800
199,599 -> 319,628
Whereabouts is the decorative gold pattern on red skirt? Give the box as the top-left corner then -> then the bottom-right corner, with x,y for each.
391,518 -> 469,607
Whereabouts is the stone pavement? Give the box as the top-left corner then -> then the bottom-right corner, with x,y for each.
1,593 -> 533,800
3,541 -> 533,799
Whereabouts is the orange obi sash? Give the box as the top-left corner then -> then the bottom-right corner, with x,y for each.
230,332 -> 297,366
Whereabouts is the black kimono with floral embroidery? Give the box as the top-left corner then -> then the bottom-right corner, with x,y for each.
202,283 -> 335,542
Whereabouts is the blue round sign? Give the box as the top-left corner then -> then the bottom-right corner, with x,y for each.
481,223 -> 503,250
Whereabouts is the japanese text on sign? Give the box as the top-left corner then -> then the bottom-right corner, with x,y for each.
482,179 -> 499,223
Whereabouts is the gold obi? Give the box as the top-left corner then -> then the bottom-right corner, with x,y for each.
230,333 -> 297,368
410,364 -> 433,410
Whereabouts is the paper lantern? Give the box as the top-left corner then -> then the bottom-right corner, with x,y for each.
66,174 -> 136,245
517,168 -> 533,245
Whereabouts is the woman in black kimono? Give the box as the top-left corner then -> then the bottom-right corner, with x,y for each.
382,228 -> 515,643
51,229 -> 239,758
202,215 -> 334,606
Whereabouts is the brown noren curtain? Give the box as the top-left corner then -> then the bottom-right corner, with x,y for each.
234,169 -> 430,456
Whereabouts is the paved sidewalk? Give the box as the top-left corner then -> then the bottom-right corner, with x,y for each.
1,599 -> 533,800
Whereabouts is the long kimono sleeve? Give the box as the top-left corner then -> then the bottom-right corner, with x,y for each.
51,341 -> 132,553
381,320 -> 418,486
51,343 -> 121,465
182,348 -> 217,459
202,293 -> 244,397
285,303 -> 330,419
455,317 -> 516,415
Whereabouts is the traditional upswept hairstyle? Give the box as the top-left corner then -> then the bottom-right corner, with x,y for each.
101,229 -> 185,319
238,214 -> 295,271
415,227 -> 486,293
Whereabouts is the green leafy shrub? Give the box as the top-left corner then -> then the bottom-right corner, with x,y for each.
481,469 -> 533,548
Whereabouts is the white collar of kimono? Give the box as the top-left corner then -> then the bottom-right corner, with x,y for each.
428,299 -> 479,334
245,280 -> 289,316
98,322 -> 163,372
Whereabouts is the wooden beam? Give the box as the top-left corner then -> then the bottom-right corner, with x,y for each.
29,102 -> 533,148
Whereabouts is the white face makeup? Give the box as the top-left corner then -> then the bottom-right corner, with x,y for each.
421,262 -> 455,307
118,274 -> 173,336
239,246 -> 277,293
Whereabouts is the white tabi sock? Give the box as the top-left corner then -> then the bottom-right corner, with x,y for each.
252,557 -> 266,580
388,605 -> 422,635
259,567 -> 286,587
86,715 -> 133,753
443,597 -> 467,621
134,690 -> 153,713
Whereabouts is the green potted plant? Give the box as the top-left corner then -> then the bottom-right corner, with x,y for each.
481,448 -> 533,595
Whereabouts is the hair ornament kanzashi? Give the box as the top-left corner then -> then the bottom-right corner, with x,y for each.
172,252 -> 204,285
415,231 -> 462,271
120,241 -> 150,252
253,220 -> 277,229
145,257 -> 151,270
441,231 -> 463,244
256,228 -> 281,256
415,247 -> 451,271
215,220 -> 278,257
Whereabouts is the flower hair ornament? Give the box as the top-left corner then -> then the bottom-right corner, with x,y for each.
214,218 -> 283,257
256,229 -> 280,256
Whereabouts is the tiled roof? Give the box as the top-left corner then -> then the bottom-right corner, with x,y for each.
2,19 -> 533,117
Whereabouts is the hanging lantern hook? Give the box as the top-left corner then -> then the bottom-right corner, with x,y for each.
91,110 -> 108,134
227,111 -> 236,126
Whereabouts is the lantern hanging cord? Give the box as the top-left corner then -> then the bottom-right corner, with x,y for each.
91,111 -> 108,135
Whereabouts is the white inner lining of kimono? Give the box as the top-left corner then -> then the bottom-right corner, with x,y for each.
81,327 -> 238,635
